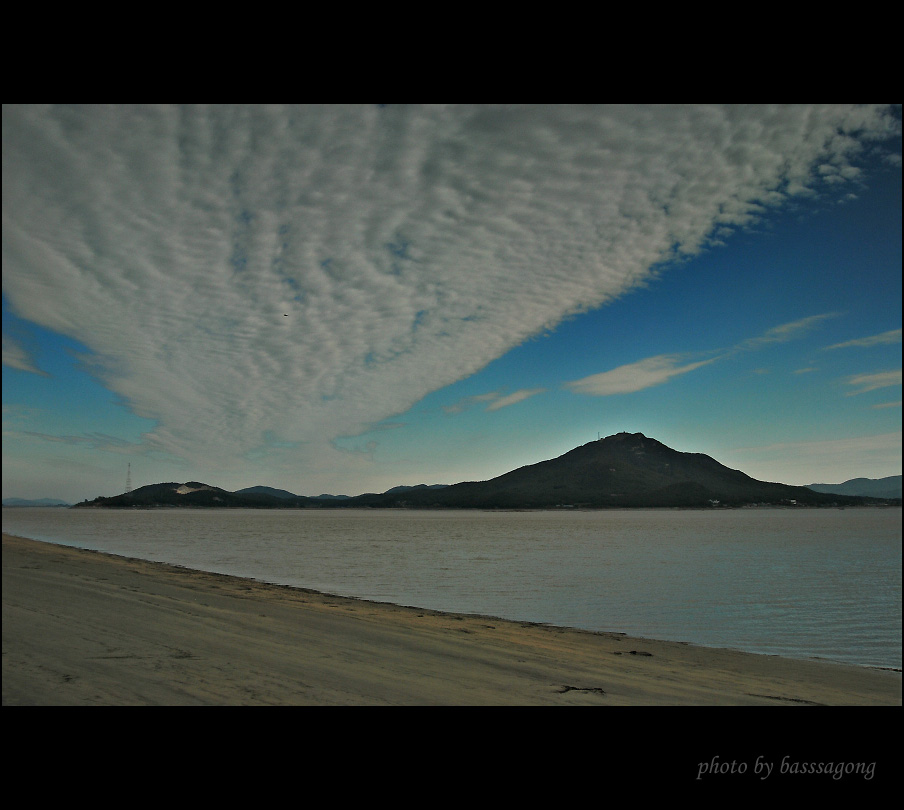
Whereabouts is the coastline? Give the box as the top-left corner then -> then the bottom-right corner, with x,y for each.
3,532 -> 901,706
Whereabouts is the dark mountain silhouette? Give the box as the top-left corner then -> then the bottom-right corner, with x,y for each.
72,481 -> 450,508
342,433 -> 894,509
234,485 -> 300,500
75,481 -> 315,509
382,484 -> 449,495
313,486 -> 446,499
72,433 -> 898,509
233,485 -> 358,500
806,475 -> 901,500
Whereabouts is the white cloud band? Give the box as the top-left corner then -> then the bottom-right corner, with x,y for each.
3,104 -> 898,485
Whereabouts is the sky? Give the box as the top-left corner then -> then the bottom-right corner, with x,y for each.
2,104 -> 901,504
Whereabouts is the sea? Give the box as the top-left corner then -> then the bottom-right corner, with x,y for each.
2,505 -> 901,671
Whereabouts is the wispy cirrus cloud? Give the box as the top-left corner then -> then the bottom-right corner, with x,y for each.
485,388 -> 547,411
3,104 -> 899,490
845,370 -> 902,395
445,388 -> 546,413
565,354 -> 719,396
564,313 -> 839,397
2,334 -> 47,376
826,328 -> 902,349
443,392 -> 501,415
736,313 -> 841,351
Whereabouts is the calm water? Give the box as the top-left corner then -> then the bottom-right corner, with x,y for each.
3,506 -> 901,670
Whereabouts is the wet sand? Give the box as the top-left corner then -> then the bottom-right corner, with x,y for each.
3,533 -> 901,706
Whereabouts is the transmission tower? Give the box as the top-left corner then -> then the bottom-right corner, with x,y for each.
126,463 -> 132,493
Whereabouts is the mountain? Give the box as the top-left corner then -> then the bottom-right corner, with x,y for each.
234,484 -> 451,500
313,486 -> 447,499
74,481 -> 316,509
806,475 -> 902,500
71,434 -> 899,510
343,433 -> 894,509
234,485 -> 300,499
382,484 -> 449,495
3,497 -> 71,507
72,481 -> 446,508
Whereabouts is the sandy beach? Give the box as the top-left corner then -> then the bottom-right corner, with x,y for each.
2,532 -> 900,706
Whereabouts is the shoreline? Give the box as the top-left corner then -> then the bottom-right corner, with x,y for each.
3,532 -> 901,706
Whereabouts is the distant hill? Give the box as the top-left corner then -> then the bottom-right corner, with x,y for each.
72,481 -> 448,508
314,486 -> 447,499
234,485 -> 300,499
806,475 -> 901,499
382,484 -> 449,495
71,434 -> 898,510
73,481 -> 315,509
2,497 -> 71,507
235,484 -> 449,500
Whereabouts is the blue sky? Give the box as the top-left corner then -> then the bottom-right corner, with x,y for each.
3,104 -> 901,503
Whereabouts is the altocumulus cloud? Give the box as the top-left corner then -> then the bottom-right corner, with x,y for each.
2,104 -> 899,486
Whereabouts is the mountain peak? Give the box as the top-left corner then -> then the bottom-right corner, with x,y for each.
359,433 -> 888,509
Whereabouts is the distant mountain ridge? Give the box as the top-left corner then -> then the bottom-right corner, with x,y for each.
806,475 -> 901,499
3,497 -> 71,507
71,433 -> 900,510
75,482 -> 312,509
382,484 -> 449,495
235,484 -> 449,500
72,481 -> 450,509
348,432 -> 896,509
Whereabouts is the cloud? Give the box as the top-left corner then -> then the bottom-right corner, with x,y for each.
736,313 -> 840,351
565,354 -> 719,396
2,334 -> 47,376
485,388 -> 547,411
825,328 -> 902,349
564,314 -> 838,397
15,430 -> 144,453
2,104 -> 898,486
444,388 -> 546,413
443,392 -> 501,415
845,370 -> 902,394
